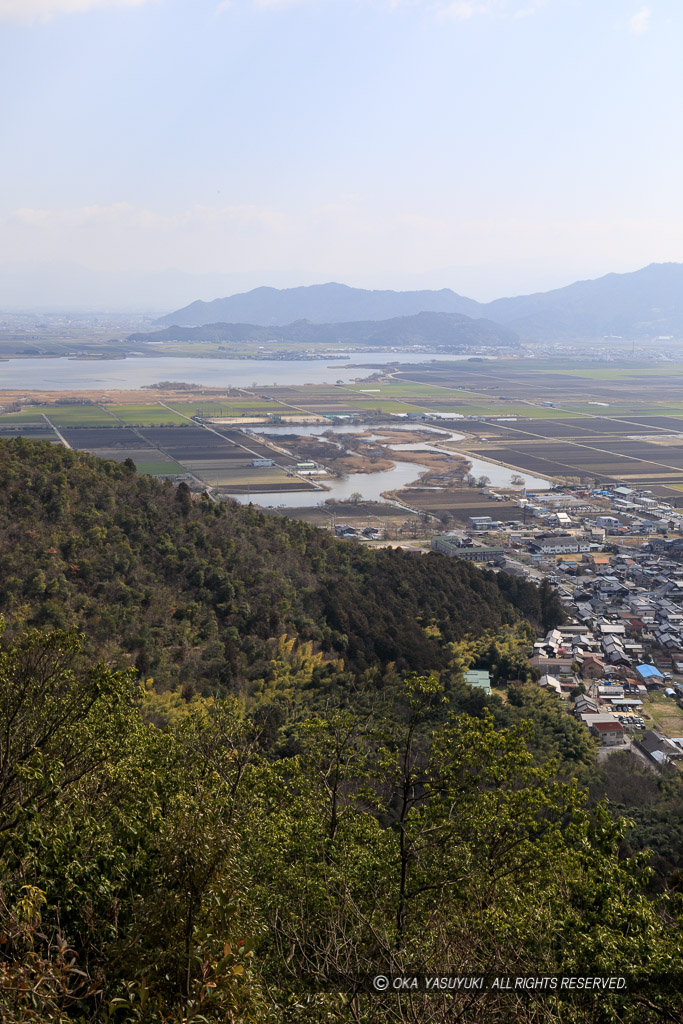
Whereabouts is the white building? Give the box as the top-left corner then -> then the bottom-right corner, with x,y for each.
530,535 -> 591,555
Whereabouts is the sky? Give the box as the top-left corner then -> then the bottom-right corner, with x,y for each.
1,0 -> 683,310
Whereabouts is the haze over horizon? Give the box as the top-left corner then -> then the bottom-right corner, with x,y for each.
2,0 -> 683,310
1,260 -> 678,317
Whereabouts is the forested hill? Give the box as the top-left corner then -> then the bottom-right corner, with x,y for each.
156,282 -> 481,327
129,310 -> 519,349
0,438 -> 560,693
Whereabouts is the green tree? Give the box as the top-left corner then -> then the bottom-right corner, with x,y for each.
0,622 -> 136,841
245,680 -> 683,1022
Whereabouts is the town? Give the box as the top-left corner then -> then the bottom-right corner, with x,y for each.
429,481 -> 683,766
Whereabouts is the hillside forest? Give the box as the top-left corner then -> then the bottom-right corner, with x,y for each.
0,438 -> 681,1024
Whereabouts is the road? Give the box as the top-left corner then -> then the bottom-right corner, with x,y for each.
43,415 -> 71,449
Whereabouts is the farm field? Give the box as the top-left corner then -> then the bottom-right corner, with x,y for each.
388,487 -> 521,522
106,404 -> 188,426
643,693 -> 683,737
343,382 -> 468,398
212,477 -> 317,494
184,461 -> 286,483
7,359 -> 683,500
0,424 -> 59,441
24,415 -> 299,487
131,459 -> 185,476
168,399 -> 301,418
0,405 -> 118,425
86,447 -> 185,473
184,461 -> 309,490
333,399 -> 428,414
391,361 -> 683,412
264,500 -> 423,528
60,427 -> 150,449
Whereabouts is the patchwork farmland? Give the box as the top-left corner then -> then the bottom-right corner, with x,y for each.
6,359 -> 683,506
0,406 -> 319,494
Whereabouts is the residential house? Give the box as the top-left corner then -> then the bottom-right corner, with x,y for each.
590,720 -> 625,746
638,730 -> 683,765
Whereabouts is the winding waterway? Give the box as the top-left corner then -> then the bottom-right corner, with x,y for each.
233,422 -> 551,507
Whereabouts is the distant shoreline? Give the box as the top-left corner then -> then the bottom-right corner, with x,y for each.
0,348 -> 453,363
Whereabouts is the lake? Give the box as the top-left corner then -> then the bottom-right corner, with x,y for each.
0,351 -> 466,391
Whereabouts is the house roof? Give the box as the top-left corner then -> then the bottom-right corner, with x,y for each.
636,664 -> 663,679
465,670 -> 491,691
592,721 -> 624,732
639,730 -> 677,753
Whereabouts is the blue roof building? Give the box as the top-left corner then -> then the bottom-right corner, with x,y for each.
636,664 -> 663,682
465,669 -> 492,695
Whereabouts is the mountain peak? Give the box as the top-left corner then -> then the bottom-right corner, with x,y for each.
157,282 -> 481,328
157,263 -> 683,342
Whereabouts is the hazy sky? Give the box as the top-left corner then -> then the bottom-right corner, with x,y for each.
2,0 -> 683,306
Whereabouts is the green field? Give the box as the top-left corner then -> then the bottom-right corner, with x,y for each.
342,400 -> 430,414
342,382 -> 481,398
339,384 -> 584,419
169,400 -> 298,417
106,404 -> 188,426
0,405 -> 117,425
0,409 -> 51,423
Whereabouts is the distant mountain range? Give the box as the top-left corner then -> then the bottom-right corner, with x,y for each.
129,310 -> 518,349
156,283 -> 480,328
483,262 -> 683,341
156,263 -> 683,342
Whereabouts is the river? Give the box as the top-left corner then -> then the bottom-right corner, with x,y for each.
234,459 -> 435,508
233,422 -> 551,507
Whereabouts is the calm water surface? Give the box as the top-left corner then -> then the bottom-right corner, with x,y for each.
0,352 -> 458,390
232,422 -> 550,506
